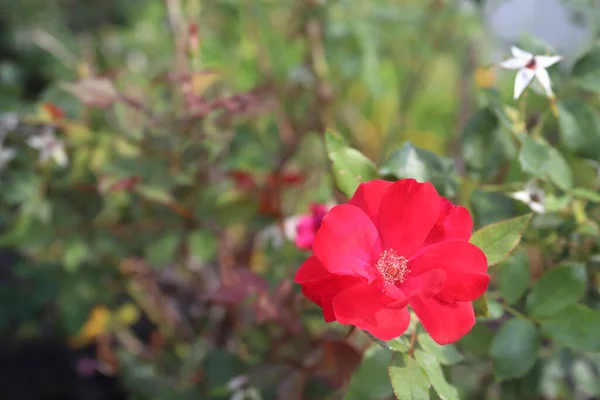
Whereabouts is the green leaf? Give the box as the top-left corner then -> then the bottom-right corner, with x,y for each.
135,185 -> 175,203
518,136 -> 550,177
346,346 -> 394,400
461,108 -> 501,175
459,323 -> 493,357
386,336 -> 411,353
414,350 -> 459,400
417,334 -> 463,366
545,194 -> 572,212
63,238 -> 92,272
470,190 -> 518,228
525,264 -> 587,318
202,349 -> 246,388
515,133 -> 572,189
540,305 -> 600,352
144,233 -> 180,267
490,318 -> 539,380
498,250 -> 530,305
485,299 -> 505,321
473,294 -> 490,318
547,148 -> 573,190
324,128 -> 346,152
572,188 -> 600,203
22,196 -> 52,224
568,156 -> 599,188
0,213 -> 34,247
187,229 -> 218,262
388,353 -> 430,400
558,99 -> 600,161
325,130 -> 377,198
216,197 -> 257,226
571,46 -> 600,92
470,214 -> 532,266
379,142 -> 459,198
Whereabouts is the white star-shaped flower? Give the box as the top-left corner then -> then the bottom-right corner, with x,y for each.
499,46 -> 563,100
510,181 -> 545,214
26,129 -> 69,168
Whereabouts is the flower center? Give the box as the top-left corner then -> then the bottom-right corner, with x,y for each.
376,249 -> 409,284
525,58 -> 537,69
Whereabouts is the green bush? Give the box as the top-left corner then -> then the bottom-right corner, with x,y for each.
2,1 -> 600,399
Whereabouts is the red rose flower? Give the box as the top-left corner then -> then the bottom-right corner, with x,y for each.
294,179 -> 489,345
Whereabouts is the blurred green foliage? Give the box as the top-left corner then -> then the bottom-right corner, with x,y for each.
3,0 -> 600,399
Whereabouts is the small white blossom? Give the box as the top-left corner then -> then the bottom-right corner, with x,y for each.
282,215 -> 302,243
510,181 -> 545,214
227,375 -> 249,392
499,46 -> 562,99
26,129 -> 68,168
231,388 -> 261,400
227,375 -> 261,400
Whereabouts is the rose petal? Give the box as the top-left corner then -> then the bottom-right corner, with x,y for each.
363,307 -> 410,341
301,274 -> 362,322
424,198 -> 473,245
403,268 -> 447,301
387,269 -> 446,309
377,179 -> 440,257
409,241 -> 489,302
294,255 -> 332,284
302,286 -> 337,322
348,179 -> 393,223
333,283 -> 410,340
411,298 -> 475,345
313,204 -> 381,281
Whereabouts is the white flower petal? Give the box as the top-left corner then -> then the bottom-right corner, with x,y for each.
498,58 -> 529,69
27,136 -> 45,149
282,215 -> 300,242
511,46 -> 533,60
536,55 -> 563,69
514,68 -> 536,99
0,147 -> 16,162
510,190 -> 531,204
227,375 -> 249,392
530,202 -> 546,214
535,68 -> 554,97
245,388 -> 262,400
52,145 -> 69,168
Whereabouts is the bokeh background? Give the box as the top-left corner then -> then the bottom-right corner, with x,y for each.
2,0 -> 600,399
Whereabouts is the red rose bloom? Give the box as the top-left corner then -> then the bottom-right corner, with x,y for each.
294,179 -> 489,345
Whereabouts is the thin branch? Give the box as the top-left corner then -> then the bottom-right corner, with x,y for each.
165,0 -> 188,75
452,41 -> 476,176
31,29 -> 77,68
